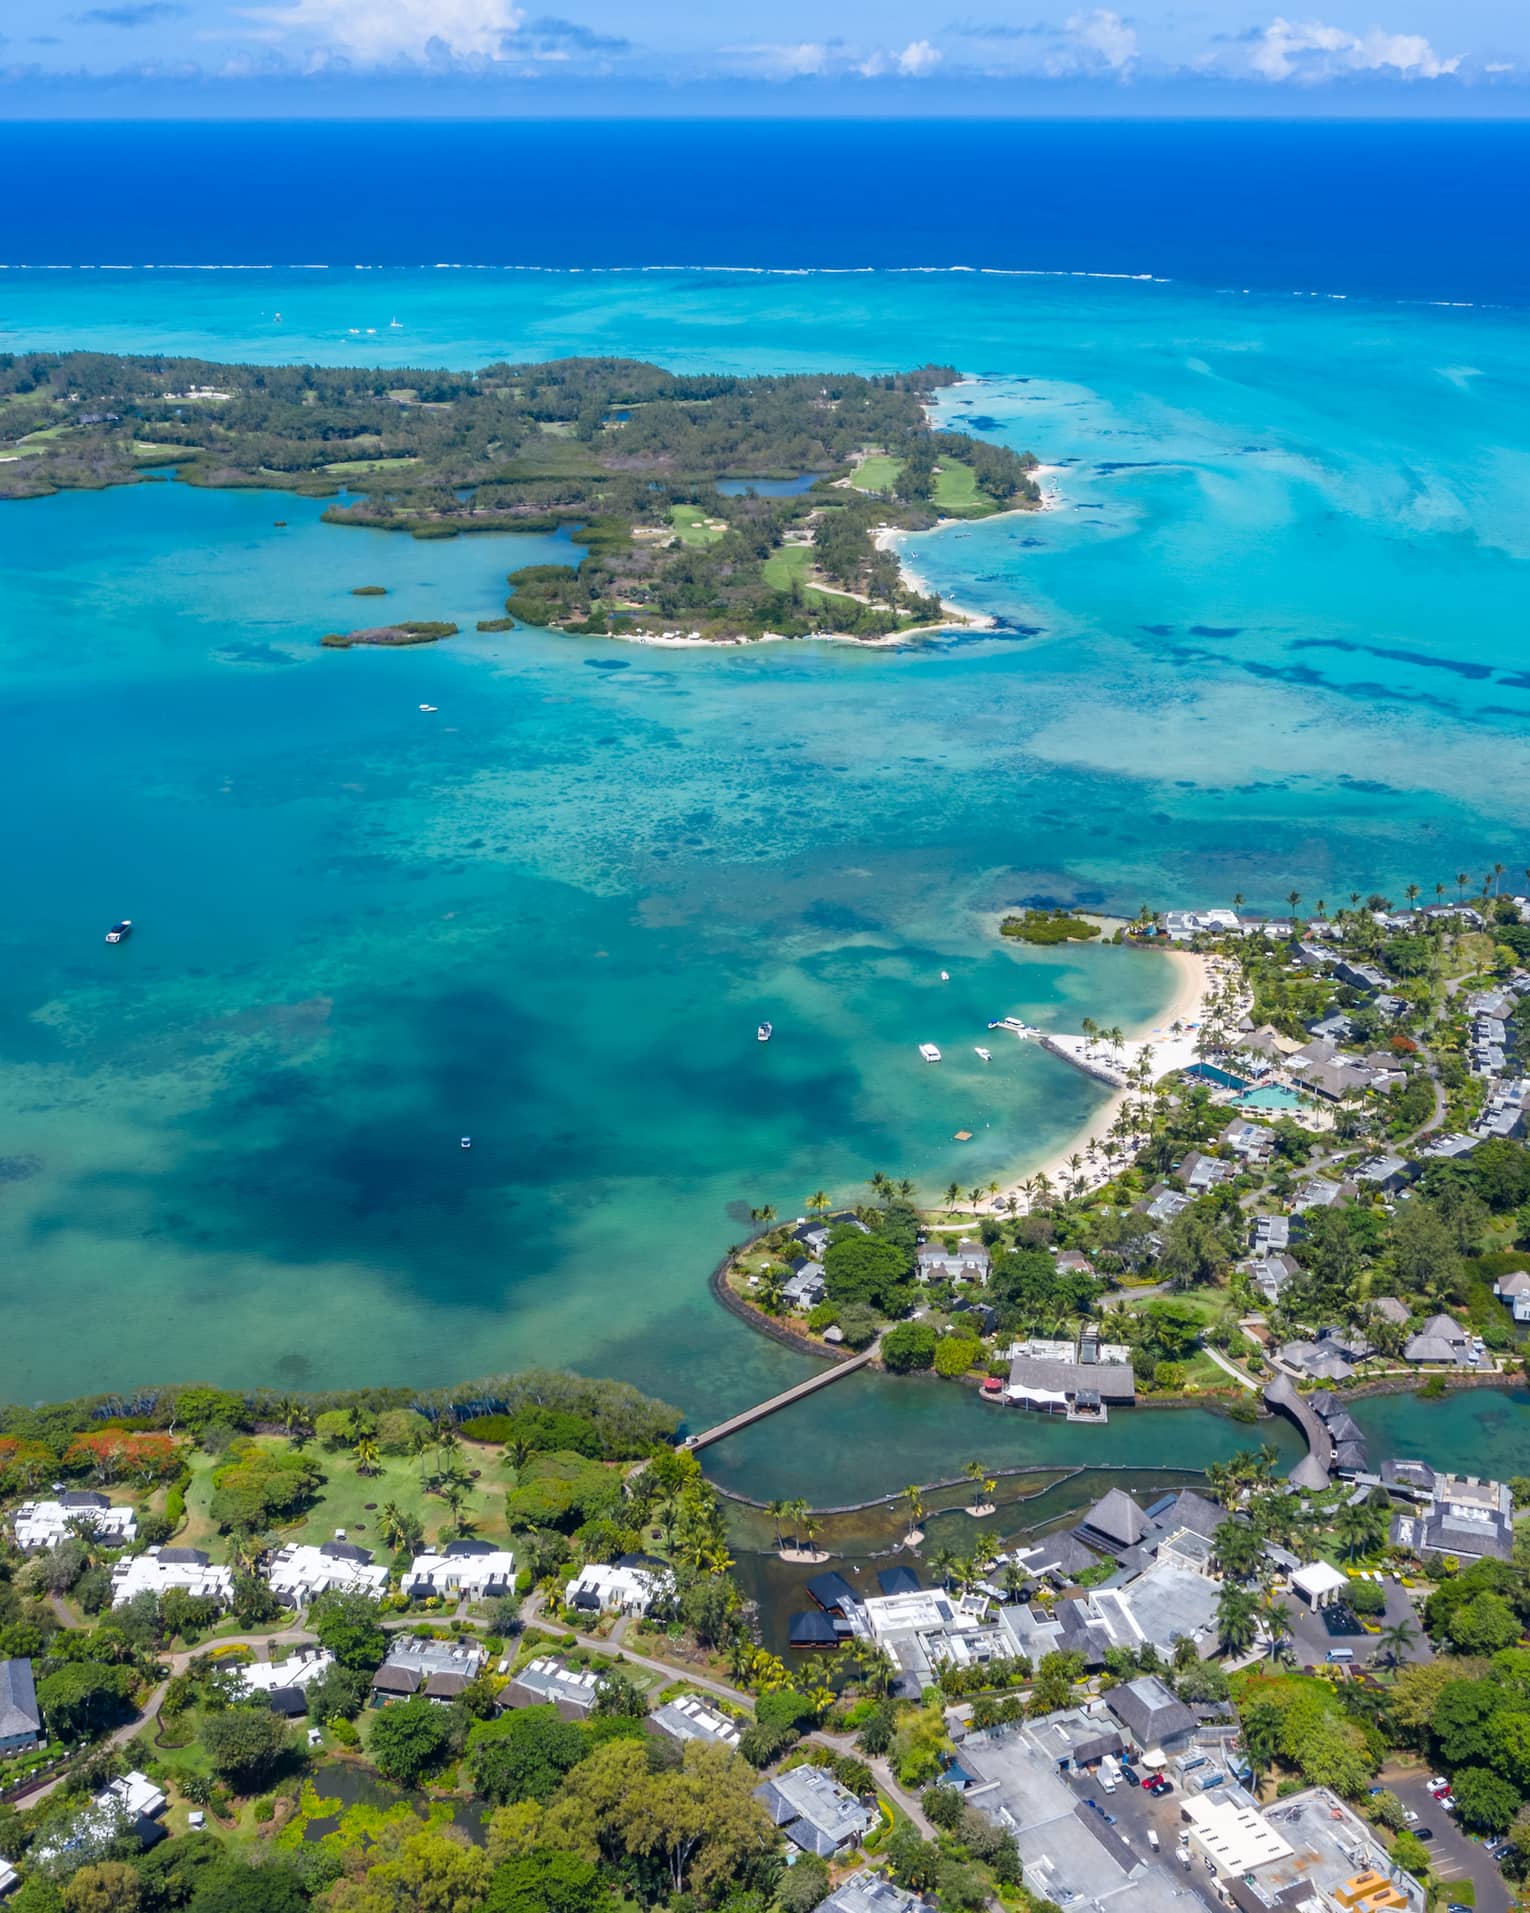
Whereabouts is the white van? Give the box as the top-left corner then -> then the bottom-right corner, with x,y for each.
1326,1648 -> 1355,1664
1148,1830 -> 1161,1852
1099,1755 -> 1120,1794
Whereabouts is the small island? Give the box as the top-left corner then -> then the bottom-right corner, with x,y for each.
0,352 -> 1042,644
319,621 -> 458,648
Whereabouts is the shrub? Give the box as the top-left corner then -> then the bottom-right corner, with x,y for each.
881,1322 -> 938,1373
933,1336 -> 980,1379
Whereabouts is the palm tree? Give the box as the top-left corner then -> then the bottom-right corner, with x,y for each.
1232,893 -> 1245,914
967,1185 -> 984,1208
1259,1591 -> 1294,1663
897,1178 -> 915,1201
378,1502 -> 408,1551
749,1203 -> 777,1226
1456,870 -> 1469,902
767,1498 -> 788,1550
927,1544 -> 957,1588
944,1181 -> 961,1209
442,1478 -> 469,1532
354,1435 -> 381,1476
788,1497 -> 810,1548
1286,889 -> 1301,917
903,1485 -> 925,1537
807,1189 -> 832,1217
1405,883 -> 1420,908
1376,1618 -> 1418,1669
802,1513 -> 822,1555
869,1170 -> 891,1200
1216,1584 -> 1260,1656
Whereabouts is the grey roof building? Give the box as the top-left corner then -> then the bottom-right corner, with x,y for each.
498,1657 -> 601,1720
1077,1488 -> 1149,1554
1369,1295 -> 1411,1326
822,1873 -> 923,1913
1105,1674 -> 1196,1753
754,1764 -> 872,1857
1404,1312 -> 1472,1365
0,1659 -> 41,1753
649,1694 -> 741,1748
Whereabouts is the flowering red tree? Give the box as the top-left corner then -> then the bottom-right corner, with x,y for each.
63,1429 -> 179,1486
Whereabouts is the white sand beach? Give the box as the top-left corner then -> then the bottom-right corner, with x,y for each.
977,949 -> 1245,1216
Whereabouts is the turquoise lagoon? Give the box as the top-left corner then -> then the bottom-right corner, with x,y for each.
3,269 -> 1530,1493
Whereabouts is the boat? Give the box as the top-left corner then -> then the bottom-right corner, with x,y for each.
940,970 -> 950,981
460,1136 -> 472,1150
918,1043 -> 942,1063
389,316 -> 403,329
757,1021 -> 773,1043
975,1047 -> 992,1062
419,703 -> 438,713
990,1016 -> 1037,1038
105,919 -> 132,944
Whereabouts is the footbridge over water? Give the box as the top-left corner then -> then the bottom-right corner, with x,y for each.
1262,1374 -> 1333,1490
681,1341 -> 880,1451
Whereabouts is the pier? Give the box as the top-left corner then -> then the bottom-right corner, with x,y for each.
681,1341 -> 880,1451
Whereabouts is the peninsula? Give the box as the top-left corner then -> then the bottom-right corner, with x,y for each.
0,352 -> 1040,643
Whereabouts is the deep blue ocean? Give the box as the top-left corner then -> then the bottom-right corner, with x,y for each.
2,119 -> 1529,1491
3,120 -> 1529,304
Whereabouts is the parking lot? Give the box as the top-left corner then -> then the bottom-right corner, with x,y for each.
1380,1766 -> 1510,1913
1284,1578 -> 1433,1671
1061,1759 -> 1222,1904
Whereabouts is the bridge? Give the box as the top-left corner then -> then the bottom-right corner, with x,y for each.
1262,1373 -> 1333,1491
681,1342 -> 879,1451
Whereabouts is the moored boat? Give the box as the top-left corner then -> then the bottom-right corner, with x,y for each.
975,1046 -> 992,1062
918,1042 -> 941,1062
105,920 -> 132,944
757,1021 -> 773,1043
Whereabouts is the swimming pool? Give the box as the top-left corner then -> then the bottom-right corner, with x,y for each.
1239,1084 -> 1304,1111
1185,1063 -> 1250,1091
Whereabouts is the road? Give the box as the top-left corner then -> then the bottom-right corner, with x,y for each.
1380,1766 -> 1510,1913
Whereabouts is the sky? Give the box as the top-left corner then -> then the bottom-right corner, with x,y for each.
3,0 -> 1528,113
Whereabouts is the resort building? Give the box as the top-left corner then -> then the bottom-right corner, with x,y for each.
371,1638 -> 486,1704
12,1493 -> 137,1553
753,1764 -> 873,1857
821,1874 -> 923,1913
649,1694 -> 741,1748
36,1771 -> 169,1865
264,1538 -> 388,1608
0,1659 -> 41,1754
567,1560 -> 672,1617
1005,1337 -> 1135,1420
853,1584 -> 1008,1695
1389,1473 -> 1515,1563
916,1239 -> 991,1283
1075,1487 -> 1151,1557
110,1547 -> 233,1609
1402,1312 -> 1474,1366
1493,1270 -> 1530,1324
1289,1561 -> 1350,1611
402,1540 -> 516,1605
238,1649 -> 333,1717
497,1657 -> 602,1720
1233,1788 -> 1425,1913
782,1260 -> 827,1310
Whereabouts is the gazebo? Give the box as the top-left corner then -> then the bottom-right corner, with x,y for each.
1290,1560 -> 1349,1610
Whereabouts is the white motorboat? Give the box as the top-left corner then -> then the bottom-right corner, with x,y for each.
419,703 -> 438,713
460,1136 -> 472,1150
918,1043 -> 942,1063
757,1022 -> 773,1043
940,970 -> 950,981
105,919 -> 132,944
975,1047 -> 992,1062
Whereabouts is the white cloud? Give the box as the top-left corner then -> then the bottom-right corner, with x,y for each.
1243,15 -> 1459,79
1062,9 -> 1137,70
725,40 -> 831,74
896,38 -> 942,73
242,0 -> 523,62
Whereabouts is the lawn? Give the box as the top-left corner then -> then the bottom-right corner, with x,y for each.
931,460 -> 998,518
177,1435 -> 512,1557
849,454 -> 903,494
669,504 -> 725,547
323,456 -> 422,476
760,542 -> 862,608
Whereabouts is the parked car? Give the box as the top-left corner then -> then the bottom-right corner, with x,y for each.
1415,1829 -> 1436,1843
1428,1778 -> 1450,1798
1147,1777 -> 1173,1798
1402,1810 -> 1419,1825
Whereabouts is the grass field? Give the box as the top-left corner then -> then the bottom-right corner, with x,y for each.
760,542 -> 862,608
849,455 -> 903,494
322,456 -> 422,476
178,1434 -> 512,1556
669,504 -> 726,547
931,460 -> 998,517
